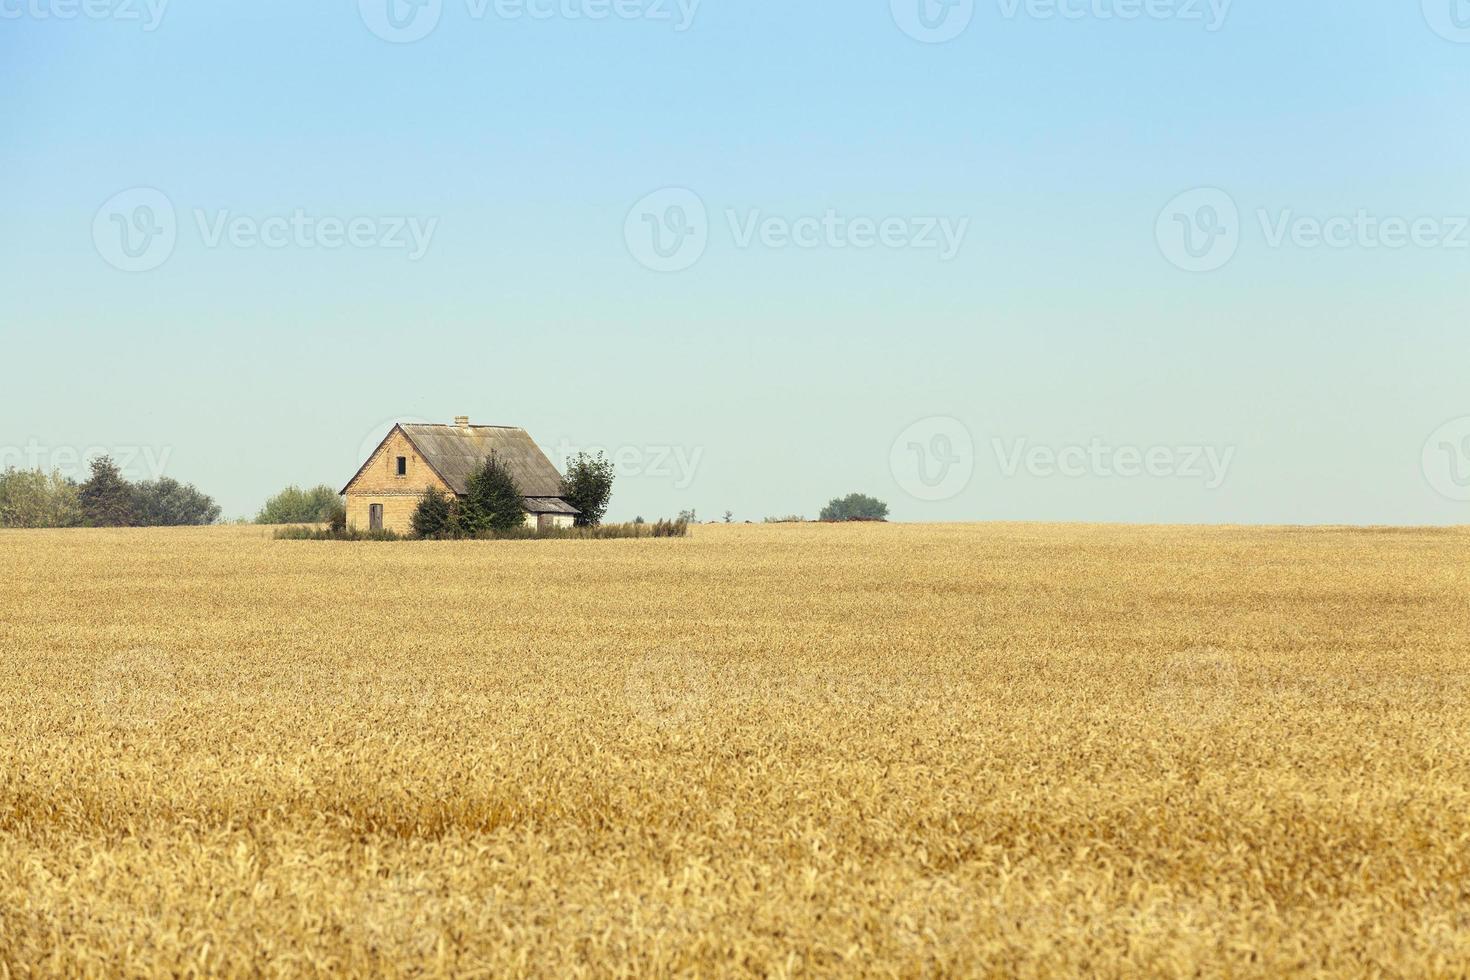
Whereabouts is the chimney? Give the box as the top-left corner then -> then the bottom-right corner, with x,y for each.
454,415 -> 470,428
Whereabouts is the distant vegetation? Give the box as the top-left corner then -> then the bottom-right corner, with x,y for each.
275,518 -> 689,542
411,453 -> 526,539
820,493 -> 890,522
256,485 -> 342,525
0,457 -> 219,529
561,452 -> 614,528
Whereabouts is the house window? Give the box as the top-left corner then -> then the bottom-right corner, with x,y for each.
369,504 -> 384,531
395,456 -> 407,476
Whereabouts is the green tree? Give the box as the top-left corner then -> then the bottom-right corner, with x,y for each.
820,493 -> 890,522
133,477 -> 221,526
461,452 -> 524,533
0,469 -> 82,528
411,486 -> 455,538
255,485 -> 341,524
560,451 -> 615,527
79,456 -> 137,527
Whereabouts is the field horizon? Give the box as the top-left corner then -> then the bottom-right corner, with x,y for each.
3,522 -> 1468,976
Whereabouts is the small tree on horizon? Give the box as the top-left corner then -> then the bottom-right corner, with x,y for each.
133,477 -> 220,526
561,451 -> 614,527
79,456 -> 136,527
256,485 -> 341,525
820,493 -> 889,523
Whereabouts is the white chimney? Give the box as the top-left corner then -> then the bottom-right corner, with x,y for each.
454,415 -> 470,428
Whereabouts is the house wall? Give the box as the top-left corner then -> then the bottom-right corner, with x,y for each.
345,428 -> 451,534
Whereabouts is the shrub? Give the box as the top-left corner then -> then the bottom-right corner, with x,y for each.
79,457 -> 139,527
763,515 -> 806,523
461,452 -> 524,533
0,469 -> 83,529
411,487 -> 455,539
133,477 -> 221,527
274,525 -> 405,541
256,485 -> 341,525
561,452 -> 615,527
820,493 -> 890,523
275,519 -> 689,543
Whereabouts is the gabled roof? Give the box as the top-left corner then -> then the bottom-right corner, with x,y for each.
343,423 -> 575,508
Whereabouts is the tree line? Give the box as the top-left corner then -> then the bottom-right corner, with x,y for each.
0,457 -> 220,529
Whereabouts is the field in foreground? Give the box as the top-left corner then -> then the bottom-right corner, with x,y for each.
2,522 -> 1469,977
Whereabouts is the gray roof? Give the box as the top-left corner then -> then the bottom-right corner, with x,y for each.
399,424 -> 567,498
523,497 -> 579,515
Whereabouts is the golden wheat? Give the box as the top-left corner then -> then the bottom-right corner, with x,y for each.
1,523 -> 1468,977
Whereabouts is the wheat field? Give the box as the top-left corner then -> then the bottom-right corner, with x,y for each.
1,522 -> 1468,977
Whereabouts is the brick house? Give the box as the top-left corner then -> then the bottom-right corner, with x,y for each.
342,417 -> 579,534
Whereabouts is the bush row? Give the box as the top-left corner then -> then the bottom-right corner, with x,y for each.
273,519 -> 689,542
0,458 -> 219,529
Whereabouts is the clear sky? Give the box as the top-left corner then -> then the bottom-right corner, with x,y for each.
3,0 -> 1469,523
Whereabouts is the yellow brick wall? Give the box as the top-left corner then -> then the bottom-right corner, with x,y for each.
344,429 -> 451,534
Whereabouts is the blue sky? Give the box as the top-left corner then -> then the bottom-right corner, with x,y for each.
3,0 -> 1469,523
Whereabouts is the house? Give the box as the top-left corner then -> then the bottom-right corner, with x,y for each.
341,417 -> 579,533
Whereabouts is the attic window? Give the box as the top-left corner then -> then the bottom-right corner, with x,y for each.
395,456 -> 407,476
